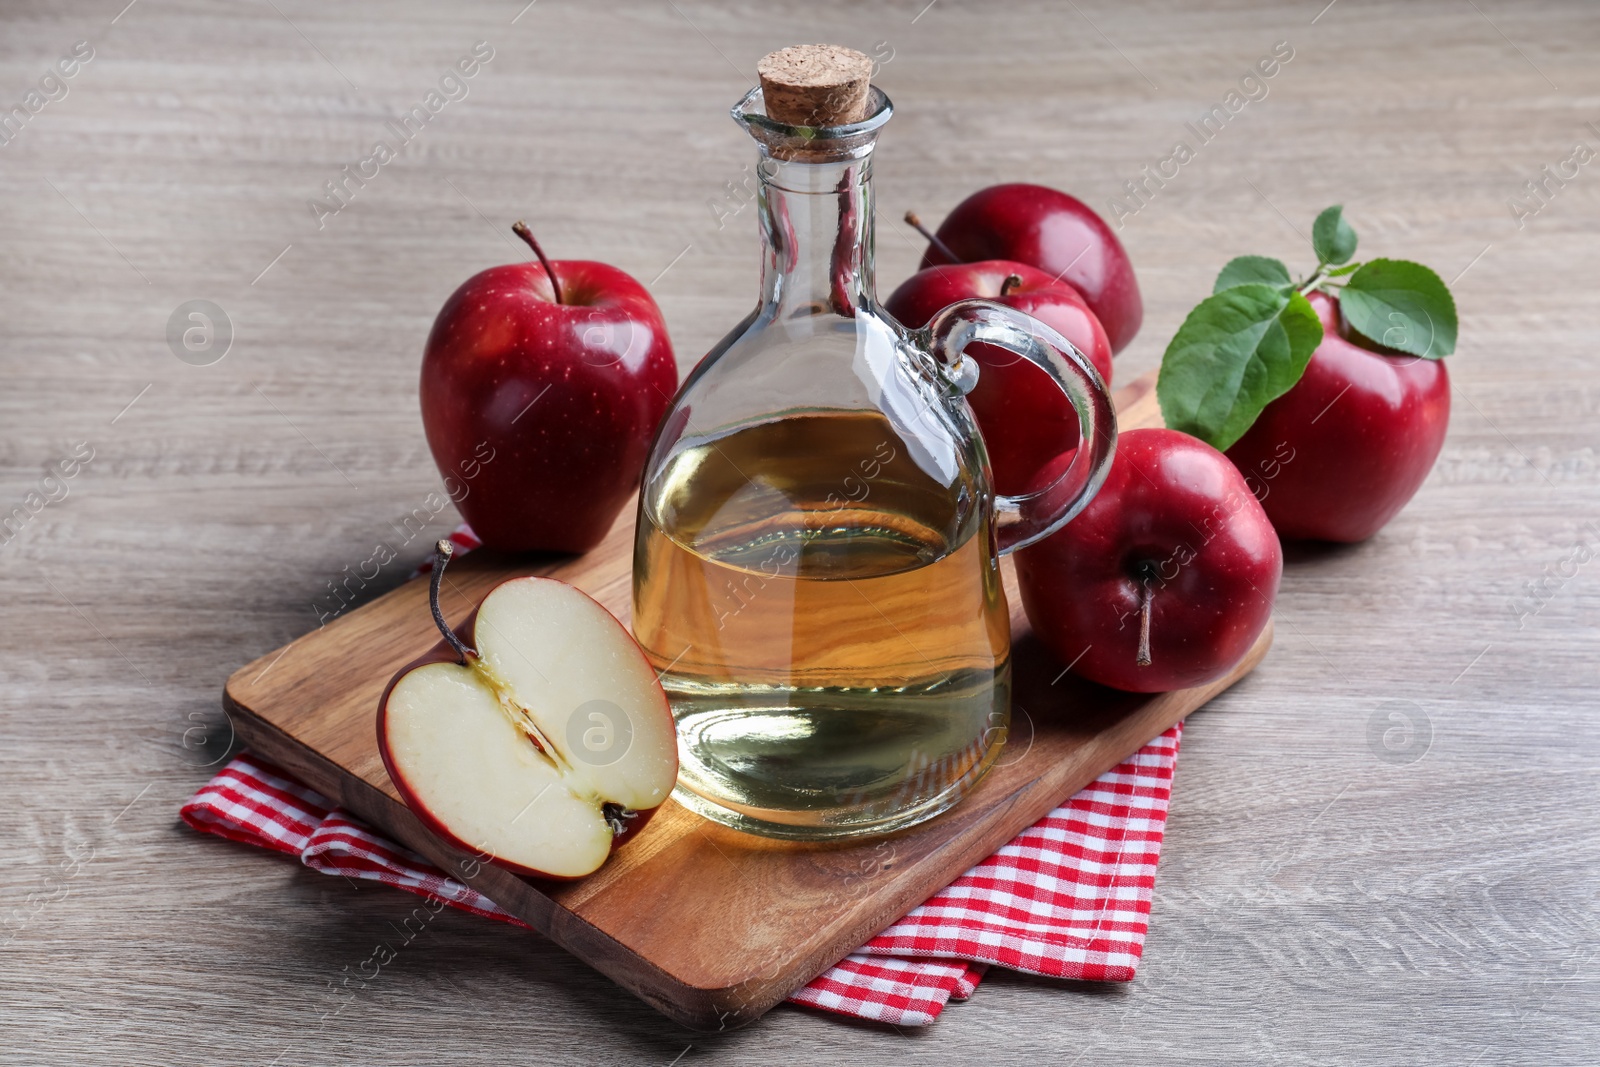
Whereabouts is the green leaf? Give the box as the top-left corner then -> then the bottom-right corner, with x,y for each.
1157,285 -> 1324,450
1312,205 -> 1358,265
1213,255 -> 1293,294
1277,289 -> 1324,360
1339,258 -> 1457,358
1323,262 -> 1362,278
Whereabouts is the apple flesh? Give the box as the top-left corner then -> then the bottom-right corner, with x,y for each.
420,224 -> 678,554
1016,428 -> 1281,693
378,544 -> 678,880
1224,290 -> 1450,543
916,184 -> 1143,354
885,260 -> 1112,496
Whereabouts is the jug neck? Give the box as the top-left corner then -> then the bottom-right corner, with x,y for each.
756,155 -> 875,317
733,85 -> 893,320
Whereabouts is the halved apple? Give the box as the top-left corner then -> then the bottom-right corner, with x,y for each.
378,542 -> 678,880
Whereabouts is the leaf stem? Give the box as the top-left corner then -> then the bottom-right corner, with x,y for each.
1299,257 -> 1365,296
1296,265 -> 1328,296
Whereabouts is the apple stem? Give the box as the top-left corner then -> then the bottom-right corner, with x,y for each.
512,220 -> 563,305
1296,264 -> 1341,296
904,211 -> 960,263
1136,578 -> 1153,668
429,539 -> 478,666
999,273 -> 1024,298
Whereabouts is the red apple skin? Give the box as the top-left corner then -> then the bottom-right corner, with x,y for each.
1015,428 -> 1281,693
376,585 -> 667,883
918,184 -> 1143,354
1224,291 -> 1450,543
884,260 -> 1113,382
884,260 -> 1112,497
421,259 -> 678,554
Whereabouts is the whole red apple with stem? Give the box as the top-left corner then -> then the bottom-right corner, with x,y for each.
378,541 -> 678,880
908,184 -> 1142,353
885,259 -> 1112,496
1224,291 -> 1450,542
421,221 -> 678,554
1157,205 -> 1456,542
1015,428 -> 1281,693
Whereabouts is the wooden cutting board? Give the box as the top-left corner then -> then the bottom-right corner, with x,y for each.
223,371 -> 1272,1030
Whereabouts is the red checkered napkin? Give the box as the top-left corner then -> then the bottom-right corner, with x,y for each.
182,731 -> 1183,1025
184,529 -> 1185,1027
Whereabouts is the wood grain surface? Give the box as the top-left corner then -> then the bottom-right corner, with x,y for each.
1,0 -> 1596,1063
221,370 -> 1267,1030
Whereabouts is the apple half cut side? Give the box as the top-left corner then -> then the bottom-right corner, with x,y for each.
378,541 -> 678,880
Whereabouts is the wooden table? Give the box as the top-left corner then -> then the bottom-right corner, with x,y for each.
1,1 -> 1595,1062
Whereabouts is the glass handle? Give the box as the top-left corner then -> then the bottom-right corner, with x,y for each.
922,299 -> 1117,555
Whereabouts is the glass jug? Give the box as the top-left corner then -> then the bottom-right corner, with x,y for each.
631,84 -> 1115,840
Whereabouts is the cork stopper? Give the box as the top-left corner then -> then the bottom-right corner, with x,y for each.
757,44 -> 873,128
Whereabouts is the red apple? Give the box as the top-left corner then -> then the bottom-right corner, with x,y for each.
885,260 -> 1113,382
421,222 -> 678,554
914,184 -> 1143,353
1224,291 -> 1450,543
884,260 -> 1112,496
1016,428 -> 1281,693
378,542 -> 678,880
